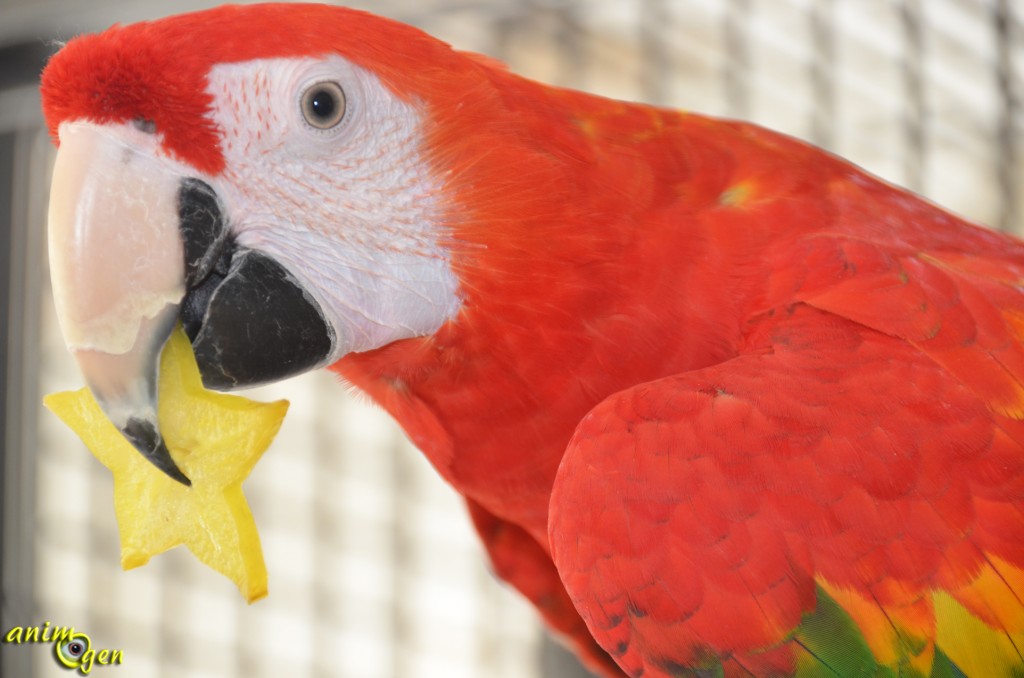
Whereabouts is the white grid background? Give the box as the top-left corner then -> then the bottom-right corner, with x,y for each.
2,1 -> 1022,677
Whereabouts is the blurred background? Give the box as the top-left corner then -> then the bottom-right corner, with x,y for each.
0,1 -> 1021,676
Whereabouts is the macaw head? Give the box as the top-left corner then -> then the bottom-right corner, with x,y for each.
41,4 -> 553,483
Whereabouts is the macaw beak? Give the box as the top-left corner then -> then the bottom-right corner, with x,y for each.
49,122 -> 191,484
48,122 -> 333,485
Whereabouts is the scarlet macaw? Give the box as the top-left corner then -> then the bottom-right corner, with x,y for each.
40,4 -> 1024,676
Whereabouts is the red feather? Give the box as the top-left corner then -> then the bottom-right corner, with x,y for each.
41,6 -> 1024,674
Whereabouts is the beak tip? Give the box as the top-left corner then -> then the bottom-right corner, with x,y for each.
120,416 -> 192,487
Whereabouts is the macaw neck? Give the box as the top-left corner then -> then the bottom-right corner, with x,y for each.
332,88 -> 843,544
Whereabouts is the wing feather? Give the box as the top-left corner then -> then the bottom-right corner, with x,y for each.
550,306 -> 1024,677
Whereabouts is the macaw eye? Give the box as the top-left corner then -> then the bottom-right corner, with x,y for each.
300,81 -> 346,130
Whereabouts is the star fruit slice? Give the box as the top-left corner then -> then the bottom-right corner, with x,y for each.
44,326 -> 288,603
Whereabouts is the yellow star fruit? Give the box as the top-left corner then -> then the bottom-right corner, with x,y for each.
43,326 -> 288,603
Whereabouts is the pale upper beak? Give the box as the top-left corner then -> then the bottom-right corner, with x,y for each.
48,121 -> 335,486
49,122 -> 191,484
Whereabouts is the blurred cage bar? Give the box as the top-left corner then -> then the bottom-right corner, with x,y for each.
0,0 -> 1021,677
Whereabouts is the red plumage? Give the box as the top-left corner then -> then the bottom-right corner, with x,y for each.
41,5 -> 1024,676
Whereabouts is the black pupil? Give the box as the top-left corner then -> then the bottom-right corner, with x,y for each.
310,89 -> 336,120
69,642 -> 83,655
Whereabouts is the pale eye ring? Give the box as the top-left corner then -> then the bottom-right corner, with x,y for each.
300,81 -> 346,130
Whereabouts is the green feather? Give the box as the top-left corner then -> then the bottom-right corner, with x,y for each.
659,586 -> 1024,676
794,586 -> 895,678
930,649 -> 968,678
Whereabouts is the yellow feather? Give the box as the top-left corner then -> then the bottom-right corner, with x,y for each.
816,577 -> 935,674
934,591 -> 1024,677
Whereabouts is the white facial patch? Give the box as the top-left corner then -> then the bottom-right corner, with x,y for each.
204,56 -> 460,360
